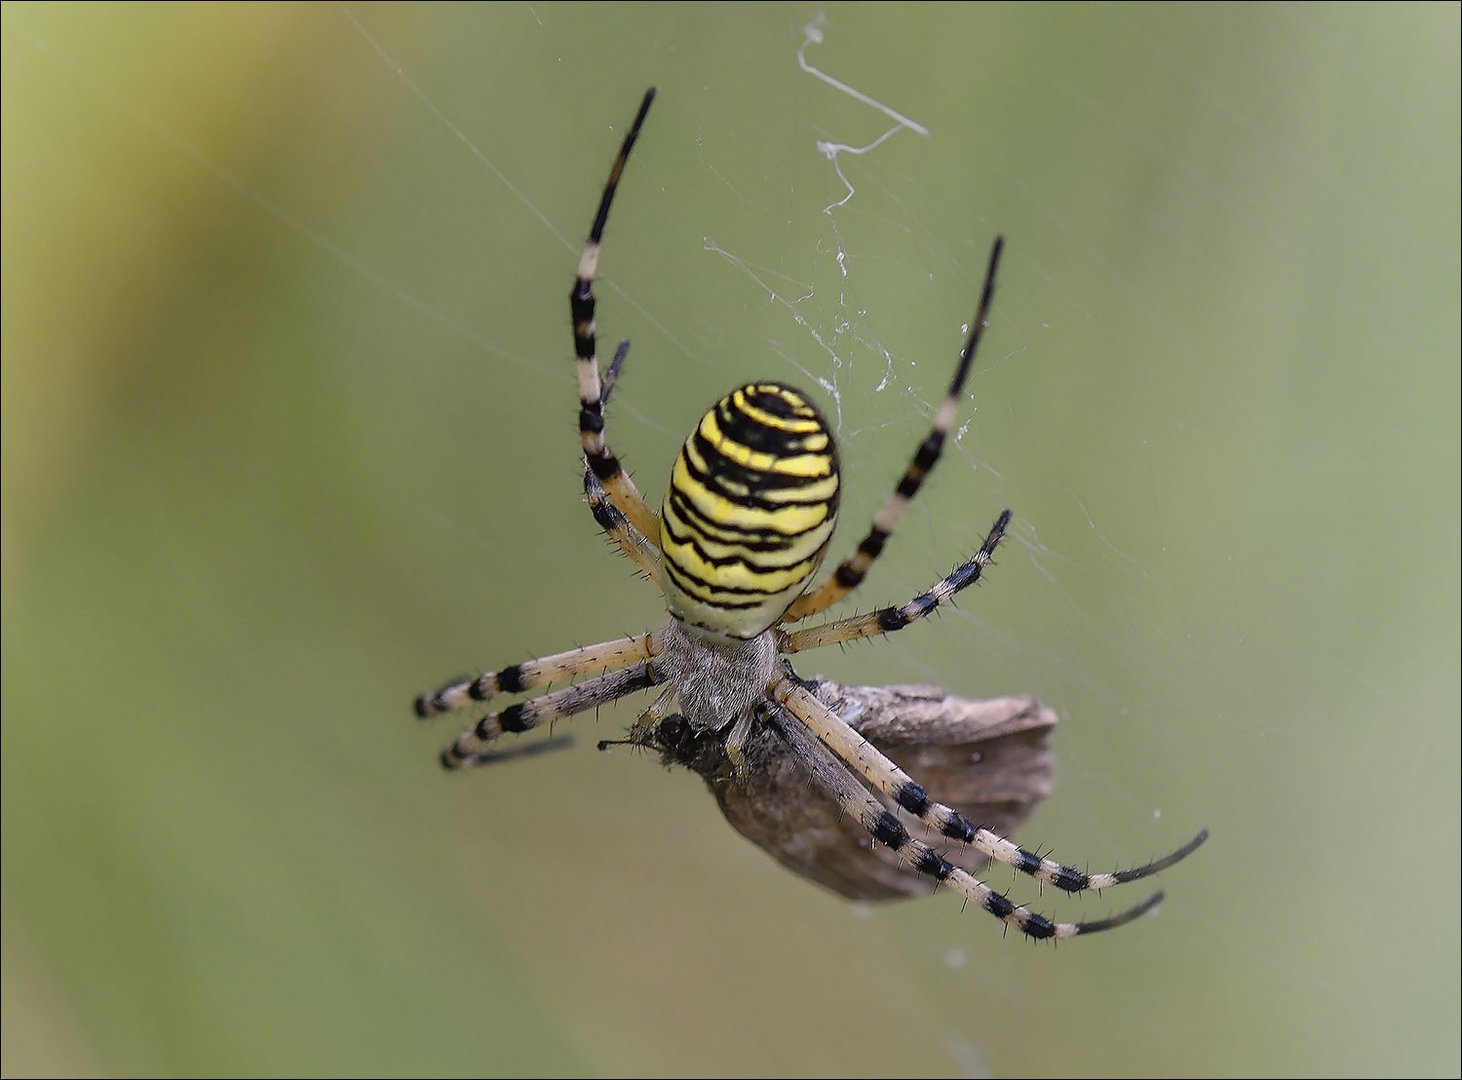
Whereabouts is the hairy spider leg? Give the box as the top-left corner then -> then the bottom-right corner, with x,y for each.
782,237 -> 1005,623
766,669 -> 1207,894
441,661 -> 663,769
779,510 -> 1010,654
571,88 -> 661,545
416,632 -> 659,717
759,701 -> 1170,940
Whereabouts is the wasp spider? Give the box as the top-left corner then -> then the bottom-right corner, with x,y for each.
415,89 -> 1206,941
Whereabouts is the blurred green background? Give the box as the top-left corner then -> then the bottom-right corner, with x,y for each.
4,3 -> 1458,1076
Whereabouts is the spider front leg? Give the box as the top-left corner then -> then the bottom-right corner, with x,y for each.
766,669 -> 1207,895
571,88 -> 661,546
758,700 -> 1165,940
781,236 -> 1005,624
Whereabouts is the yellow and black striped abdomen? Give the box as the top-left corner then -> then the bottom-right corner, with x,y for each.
660,383 -> 840,639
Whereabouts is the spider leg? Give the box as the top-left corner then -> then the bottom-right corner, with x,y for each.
441,660 -> 662,769
414,632 -> 659,717
759,699 -> 1167,940
598,338 -> 630,408
781,236 -> 1004,624
572,88 -> 661,546
585,470 -> 663,582
583,340 -> 663,583
453,734 -> 576,767
766,669 -> 1207,895
779,510 -> 1010,654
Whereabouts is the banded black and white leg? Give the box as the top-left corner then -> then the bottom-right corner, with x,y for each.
439,660 -> 664,769
758,699 -> 1167,940
765,667 -> 1208,896
583,341 -> 662,582
414,632 -> 659,717
778,509 -> 1010,654
571,87 -> 661,546
781,236 -> 1005,624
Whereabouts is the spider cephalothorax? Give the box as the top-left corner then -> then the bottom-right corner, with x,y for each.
414,89 -> 1205,941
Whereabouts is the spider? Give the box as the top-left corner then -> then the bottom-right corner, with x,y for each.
414,88 -> 1206,941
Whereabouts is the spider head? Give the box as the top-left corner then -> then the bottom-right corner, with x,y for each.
659,382 -> 840,639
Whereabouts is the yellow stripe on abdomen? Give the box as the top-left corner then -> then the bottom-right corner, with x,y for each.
661,383 -> 840,639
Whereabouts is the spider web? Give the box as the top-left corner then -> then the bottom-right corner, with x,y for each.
313,22 -> 1452,1078
324,7 -> 1063,695
5,4 -> 1455,1077
326,0 -> 1218,977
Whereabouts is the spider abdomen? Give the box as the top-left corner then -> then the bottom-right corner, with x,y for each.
660,383 -> 840,639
